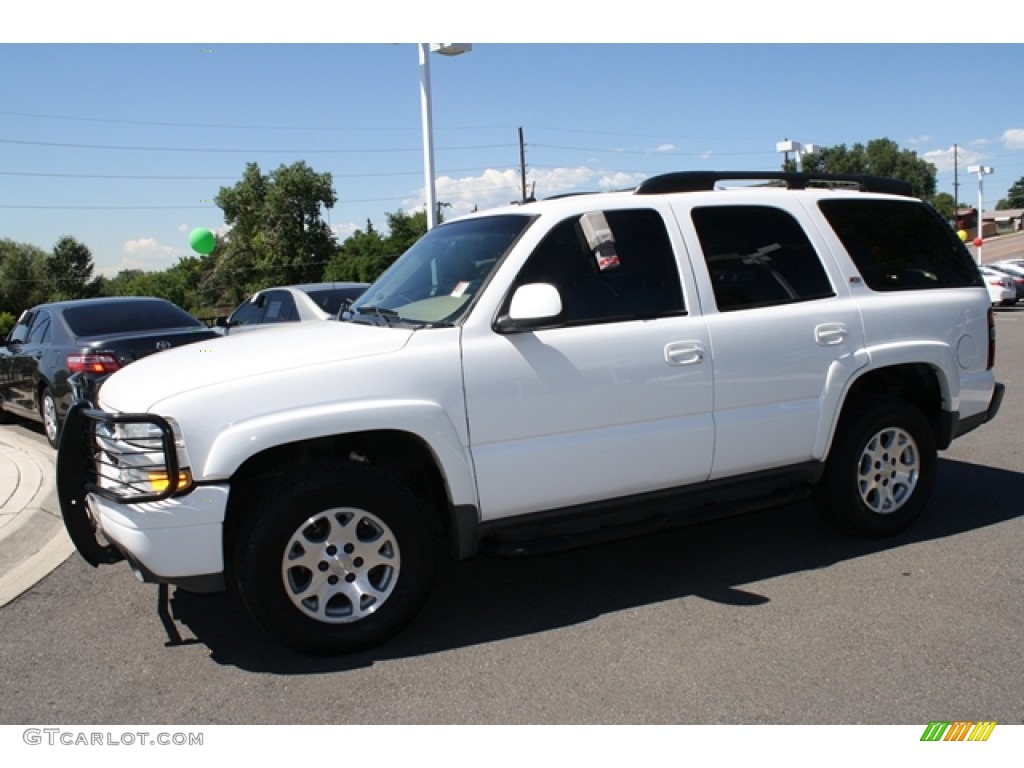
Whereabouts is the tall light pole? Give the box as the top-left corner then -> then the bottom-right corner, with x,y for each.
419,43 -> 471,230
967,164 -> 994,264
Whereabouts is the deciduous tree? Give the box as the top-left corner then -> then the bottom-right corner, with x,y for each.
996,176 -> 1024,210
795,138 -> 938,198
46,235 -> 95,300
0,239 -> 49,316
215,161 -> 339,292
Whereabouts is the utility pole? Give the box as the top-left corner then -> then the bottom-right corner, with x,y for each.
518,126 -> 528,202
953,144 -> 959,217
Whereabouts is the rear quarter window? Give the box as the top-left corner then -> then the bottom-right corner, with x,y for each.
307,286 -> 366,316
819,199 -> 982,291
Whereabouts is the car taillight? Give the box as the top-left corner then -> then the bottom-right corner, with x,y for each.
67,353 -> 121,374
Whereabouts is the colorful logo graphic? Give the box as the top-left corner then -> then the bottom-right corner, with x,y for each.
920,721 -> 997,742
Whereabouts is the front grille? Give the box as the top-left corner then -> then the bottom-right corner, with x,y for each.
82,410 -> 183,502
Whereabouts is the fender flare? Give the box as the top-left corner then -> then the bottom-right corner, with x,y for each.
202,398 -> 479,510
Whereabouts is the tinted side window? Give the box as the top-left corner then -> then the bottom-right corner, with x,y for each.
229,296 -> 266,326
28,312 -> 52,344
8,313 -> 34,344
515,209 -> 685,325
819,199 -> 982,291
262,291 -> 298,323
692,206 -> 835,312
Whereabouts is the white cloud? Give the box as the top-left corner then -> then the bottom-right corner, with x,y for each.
98,237 -> 185,277
907,135 -> 932,146
653,143 -> 676,153
406,166 -> 592,221
123,237 -> 175,256
1003,128 -> 1024,151
596,171 -> 647,190
331,221 -> 359,239
402,166 -> 656,224
922,145 -> 983,174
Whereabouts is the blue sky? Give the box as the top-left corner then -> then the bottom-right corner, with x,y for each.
3,6 -> 1023,276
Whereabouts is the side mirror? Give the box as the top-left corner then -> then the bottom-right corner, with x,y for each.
495,283 -> 563,333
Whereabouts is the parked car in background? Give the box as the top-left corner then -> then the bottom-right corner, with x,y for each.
218,282 -> 369,334
985,261 -> 1024,302
979,266 -> 1017,306
0,297 -> 219,447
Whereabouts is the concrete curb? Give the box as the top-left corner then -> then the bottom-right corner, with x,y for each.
0,428 -> 75,607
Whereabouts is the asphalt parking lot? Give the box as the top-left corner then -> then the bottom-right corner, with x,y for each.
0,305 -> 1021,726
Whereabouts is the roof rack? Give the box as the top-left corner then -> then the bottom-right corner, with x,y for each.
634,171 -> 914,197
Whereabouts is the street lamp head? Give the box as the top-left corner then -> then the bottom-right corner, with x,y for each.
967,165 -> 994,175
431,43 -> 472,56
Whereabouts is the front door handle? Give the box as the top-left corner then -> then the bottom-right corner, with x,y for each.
665,341 -> 705,366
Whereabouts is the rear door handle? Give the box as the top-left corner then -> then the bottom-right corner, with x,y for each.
815,323 -> 848,346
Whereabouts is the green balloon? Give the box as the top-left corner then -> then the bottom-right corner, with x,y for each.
189,227 -> 216,255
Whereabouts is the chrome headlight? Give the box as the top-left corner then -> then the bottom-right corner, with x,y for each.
92,416 -> 193,500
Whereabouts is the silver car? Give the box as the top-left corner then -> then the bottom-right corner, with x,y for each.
218,282 -> 368,334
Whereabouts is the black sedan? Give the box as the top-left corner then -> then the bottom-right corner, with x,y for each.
0,297 -> 219,447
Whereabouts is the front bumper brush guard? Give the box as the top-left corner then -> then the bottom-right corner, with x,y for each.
56,400 -> 181,568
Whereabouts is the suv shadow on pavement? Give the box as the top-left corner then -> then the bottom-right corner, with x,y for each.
166,456 -> 1023,675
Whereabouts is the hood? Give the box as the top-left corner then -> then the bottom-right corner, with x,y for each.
98,321 -> 414,412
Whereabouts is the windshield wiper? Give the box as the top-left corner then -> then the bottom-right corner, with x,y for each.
353,305 -> 399,326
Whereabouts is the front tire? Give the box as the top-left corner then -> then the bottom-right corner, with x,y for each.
814,398 -> 936,537
234,461 -> 437,655
40,386 -> 61,449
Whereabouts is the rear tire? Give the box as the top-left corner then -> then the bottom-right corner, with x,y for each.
814,398 -> 936,537
234,461 -> 437,655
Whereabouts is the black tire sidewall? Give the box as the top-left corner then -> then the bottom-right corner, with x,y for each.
816,399 -> 937,537
234,462 -> 437,655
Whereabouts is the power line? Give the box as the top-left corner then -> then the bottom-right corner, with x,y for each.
0,167 -> 492,181
0,204 -> 212,210
0,109 -> 512,134
0,137 -> 515,154
531,143 -> 773,157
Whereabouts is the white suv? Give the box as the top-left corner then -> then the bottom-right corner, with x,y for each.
57,171 -> 1004,654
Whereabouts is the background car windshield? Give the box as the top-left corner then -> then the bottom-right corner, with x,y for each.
351,215 -> 532,324
63,301 -> 203,337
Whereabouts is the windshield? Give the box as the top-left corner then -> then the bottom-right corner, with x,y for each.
347,214 -> 532,326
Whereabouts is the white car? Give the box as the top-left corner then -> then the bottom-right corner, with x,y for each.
979,266 -> 1016,305
985,261 -> 1024,302
218,282 -> 368,333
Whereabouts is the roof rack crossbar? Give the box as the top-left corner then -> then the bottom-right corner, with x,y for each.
634,171 -> 913,197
